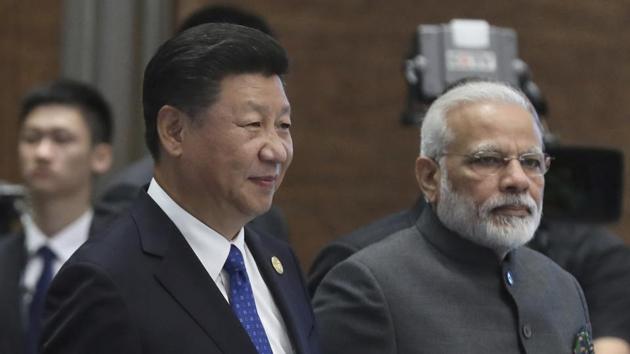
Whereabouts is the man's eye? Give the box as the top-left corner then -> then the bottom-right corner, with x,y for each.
279,122 -> 291,130
52,132 -> 75,144
20,133 -> 41,144
472,155 -> 502,166
247,122 -> 262,127
520,157 -> 542,169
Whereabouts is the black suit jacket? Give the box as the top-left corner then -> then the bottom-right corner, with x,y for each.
0,233 -> 27,354
42,191 -> 320,354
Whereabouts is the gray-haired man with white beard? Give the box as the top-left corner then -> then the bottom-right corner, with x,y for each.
313,81 -> 593,354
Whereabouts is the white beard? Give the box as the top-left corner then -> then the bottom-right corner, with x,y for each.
435,171 -> 542,257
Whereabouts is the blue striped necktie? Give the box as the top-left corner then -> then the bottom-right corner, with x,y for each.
26,246 -> 56,354
223,245 -> 273,354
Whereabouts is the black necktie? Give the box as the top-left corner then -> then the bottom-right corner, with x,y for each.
26,246 -> 56,354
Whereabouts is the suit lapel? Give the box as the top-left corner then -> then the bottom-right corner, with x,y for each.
246,228 -> 314,354
131,192 -> 258,354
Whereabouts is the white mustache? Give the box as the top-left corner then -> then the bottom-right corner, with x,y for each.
479,193 -> 538,217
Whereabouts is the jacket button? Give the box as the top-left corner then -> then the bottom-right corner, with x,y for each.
522,324 -> 532,338
505,271 -> 514,286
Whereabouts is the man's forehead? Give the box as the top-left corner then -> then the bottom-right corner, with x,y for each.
212,74 -> 289,109
219,73 -> 285,92
446,101 -> 535,128
22,104 -> 88,131
444,100 -> 542,151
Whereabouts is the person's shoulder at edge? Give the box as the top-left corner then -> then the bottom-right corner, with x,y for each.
98,156 -> 154,195
314,220 -> 421,294
67,209 -> 139,273
0,231 -> 23,248
307,199 -> 423,296
540,221 -> 630,344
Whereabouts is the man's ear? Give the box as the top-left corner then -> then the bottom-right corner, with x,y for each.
156,105 -> 186,158
90,143 -> 113,175
415,156 -> 441,204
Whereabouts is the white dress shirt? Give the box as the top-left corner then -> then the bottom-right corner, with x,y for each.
21,209 -> 93,309
147,179 -> 294,354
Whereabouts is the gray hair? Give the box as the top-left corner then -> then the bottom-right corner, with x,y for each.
420,81 -> 542,158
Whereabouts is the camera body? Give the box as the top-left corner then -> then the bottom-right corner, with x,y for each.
407,19 -> 519,102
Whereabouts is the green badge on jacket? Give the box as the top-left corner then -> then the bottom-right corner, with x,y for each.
573,327 -> 594,354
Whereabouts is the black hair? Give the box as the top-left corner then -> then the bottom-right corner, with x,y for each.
19,79 -> 113,144
178,4 -> 274,36
142,23 -> 288,160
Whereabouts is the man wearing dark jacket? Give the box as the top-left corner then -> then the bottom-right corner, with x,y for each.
0,80 -> 113,354
42,24 -> 320,354
313,81 -> 593,354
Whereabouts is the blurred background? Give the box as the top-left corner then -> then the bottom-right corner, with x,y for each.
1,0 -> 628,268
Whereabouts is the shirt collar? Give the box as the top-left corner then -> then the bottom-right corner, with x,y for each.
147,178 -> 245,282
22,209 -> 93,263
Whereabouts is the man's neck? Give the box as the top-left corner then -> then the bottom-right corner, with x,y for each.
29,190 -> 92,237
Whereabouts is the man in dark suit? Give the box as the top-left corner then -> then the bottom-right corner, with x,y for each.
313,81 -> 593,353
41,24 -> 320,354
0,80 -> 113,354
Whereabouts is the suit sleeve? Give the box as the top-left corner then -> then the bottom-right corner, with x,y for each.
41,262 -> 142,354
307,242 -> 357,298
312,258 -> 396,354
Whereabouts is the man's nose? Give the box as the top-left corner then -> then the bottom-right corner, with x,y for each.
34,139 -> 55,160
499,159 -> 531,193
259,132 -> 289,163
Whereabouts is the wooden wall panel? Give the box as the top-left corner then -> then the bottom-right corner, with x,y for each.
0,0 -> 61,183
175,0 -> 630,268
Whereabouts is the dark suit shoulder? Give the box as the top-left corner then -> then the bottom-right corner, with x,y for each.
344,225 -> 422,268
536,222 -> 628,274
533,222 -> 630,341
0,231 -> 24,250
0,231 -> 26,289
337,208 -> 417,251
307,206 -> 418,297
0,231 -> 26,272
92,156 -> 154,236
63,212 -> 148,288
99,156 -> 153,193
